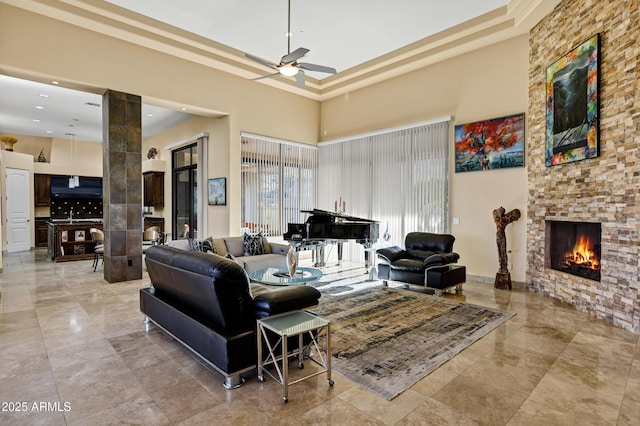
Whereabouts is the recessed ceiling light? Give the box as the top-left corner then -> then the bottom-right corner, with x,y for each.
32,119 -> 41,123
52,81 -> 59,85
146,113 -> 154,117
181,107 -> 187,111
35,105 -> 44,109
45,130 -> 53,133
39,94 -> 49,98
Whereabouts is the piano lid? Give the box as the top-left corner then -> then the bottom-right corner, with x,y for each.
300,209 -> 379,223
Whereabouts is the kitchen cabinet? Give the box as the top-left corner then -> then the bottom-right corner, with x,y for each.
144,217 -> 165,233
35,218 -> 49,247
143,172 -> 164,207
34,174 -> 51,207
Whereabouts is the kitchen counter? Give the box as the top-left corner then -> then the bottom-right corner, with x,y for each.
48,222 -> 103,262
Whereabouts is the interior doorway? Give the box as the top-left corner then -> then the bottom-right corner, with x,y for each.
6,168 -> 31,252
172,143 -> 198,239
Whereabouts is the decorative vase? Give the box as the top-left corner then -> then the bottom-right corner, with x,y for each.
286,246 -> 297,277
1,136 -> 18,151
383,224 -> 391,243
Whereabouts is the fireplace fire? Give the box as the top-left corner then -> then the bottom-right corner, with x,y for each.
546,221 -> 601,281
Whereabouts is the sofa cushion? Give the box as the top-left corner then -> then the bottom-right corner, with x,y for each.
237,253 -> 287,275
253,286 -> 321,318
224,237 -> 245,257
225,253 -> 252,297
389,258 -> 425,273
423,252 -> 460,267
243,233 -> 265,256
405,232 -> 455,254
212,238 -> 228,256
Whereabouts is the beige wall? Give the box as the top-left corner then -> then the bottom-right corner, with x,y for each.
320,35 -> 530,282
0,3 -> 529,283
0,133 -> 52,162
142,115 -> 233,238
0,3 -> 320,241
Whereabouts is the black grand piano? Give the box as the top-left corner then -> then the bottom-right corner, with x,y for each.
283,209 -> 379,267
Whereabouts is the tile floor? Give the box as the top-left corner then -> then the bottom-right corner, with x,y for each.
0,249 -> 638,425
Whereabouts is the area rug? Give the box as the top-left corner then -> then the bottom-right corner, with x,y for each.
309,280 -> 515,400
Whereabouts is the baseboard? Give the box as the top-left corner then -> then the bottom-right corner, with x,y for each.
467,274 -> 526,289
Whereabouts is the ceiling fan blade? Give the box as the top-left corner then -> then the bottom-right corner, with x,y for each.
245,53 -> 278,70
252,72 -> 281,81
298,63 -> 337,74
295,70 -> 305,88
281,47 -> 309,64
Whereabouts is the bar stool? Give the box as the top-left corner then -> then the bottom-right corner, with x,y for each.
90,228 -> 104,272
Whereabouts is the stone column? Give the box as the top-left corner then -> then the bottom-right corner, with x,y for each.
102,90 -> 143,282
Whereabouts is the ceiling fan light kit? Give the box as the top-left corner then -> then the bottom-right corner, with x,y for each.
246,0 -> 336,87
279,64 -> 299,77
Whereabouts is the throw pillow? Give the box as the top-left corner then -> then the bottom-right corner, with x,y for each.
203,236 -> 216,254
188,238 -> 204,252
243,233 -> 265,256
225,253 -> 252,298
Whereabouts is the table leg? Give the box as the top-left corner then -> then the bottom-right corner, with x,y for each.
282,333 -> 288,402
257,323 -> 264,382
326,323 -> 334,386
298,333 -> 304,368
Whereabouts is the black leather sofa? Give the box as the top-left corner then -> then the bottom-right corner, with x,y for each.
377,232 -> 461,288
141,245 -> 321,389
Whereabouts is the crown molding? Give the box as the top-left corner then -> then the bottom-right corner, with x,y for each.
1,0 -> 561,102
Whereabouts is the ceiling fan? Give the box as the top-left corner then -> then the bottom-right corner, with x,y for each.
245,0 -> 337,87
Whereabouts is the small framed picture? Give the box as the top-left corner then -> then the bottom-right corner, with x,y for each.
208,177 -> 226,205
61,230 -> 68,242
75,230 -> 85,241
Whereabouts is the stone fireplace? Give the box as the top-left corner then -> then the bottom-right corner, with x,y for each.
545,221 -> 601,282
527,0 -> 640,334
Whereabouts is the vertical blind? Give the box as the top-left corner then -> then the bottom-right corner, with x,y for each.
318,119 -> 450,261
241,134 -> 317,236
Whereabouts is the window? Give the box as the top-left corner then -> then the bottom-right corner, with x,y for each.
318,118 -> 450,261
241,133 -> 317,236
172,143 -> 198,239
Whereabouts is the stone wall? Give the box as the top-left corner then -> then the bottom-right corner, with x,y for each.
527,0 -> 640,333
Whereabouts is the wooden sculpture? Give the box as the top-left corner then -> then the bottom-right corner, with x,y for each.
493,206 -> 521,290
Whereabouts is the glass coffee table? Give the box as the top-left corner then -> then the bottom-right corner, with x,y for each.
249,267 -> 323,286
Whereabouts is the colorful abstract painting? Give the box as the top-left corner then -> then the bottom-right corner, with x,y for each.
454,113 -> 525,173
546,34 -> 599,166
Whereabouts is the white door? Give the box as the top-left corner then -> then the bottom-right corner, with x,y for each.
6,168 -> 31,252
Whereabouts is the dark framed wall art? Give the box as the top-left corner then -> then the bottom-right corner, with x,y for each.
545,33 -> 600,166
454,113 -> 525,173
208,177 -> 226,205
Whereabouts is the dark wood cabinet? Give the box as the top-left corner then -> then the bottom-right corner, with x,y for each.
35,219 -> 49,247
48,222 -> 103,262
144,217 -> 165,233
143,172 -> 164,207
34,174 -> 51,207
